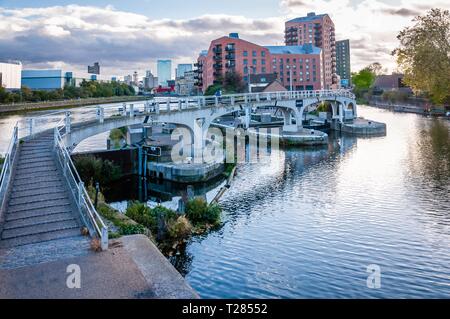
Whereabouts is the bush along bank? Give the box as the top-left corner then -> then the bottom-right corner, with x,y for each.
125,199 -> 222,255
86,183 -> 222,254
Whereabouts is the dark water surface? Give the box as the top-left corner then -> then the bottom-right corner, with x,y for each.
173,106 -> 450,298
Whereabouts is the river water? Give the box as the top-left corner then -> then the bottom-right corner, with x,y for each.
1,105 -> 449,298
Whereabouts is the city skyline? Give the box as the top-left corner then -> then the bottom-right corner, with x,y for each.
0,0 -> 449,78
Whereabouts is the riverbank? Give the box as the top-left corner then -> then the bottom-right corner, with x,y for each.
0,96 -> 147,115
367,99 -> 448,116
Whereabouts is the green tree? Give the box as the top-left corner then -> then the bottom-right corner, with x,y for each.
393,8 -> 450,105
223,71 -> 246,93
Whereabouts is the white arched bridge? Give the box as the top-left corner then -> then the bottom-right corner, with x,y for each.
0,89 -> 356,250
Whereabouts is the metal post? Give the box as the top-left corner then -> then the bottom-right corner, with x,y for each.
65,112 -> 71,134
178,100 -> 182,110
155,102 -> 160,114
54,127 -> 58,147
94,182 -> 100,209
99,107 -> 104,123
28,118 -> 34,136
101,227 -> 109,251
215,96 -> 219,107
122,103 -> 127,116
129,104 -> 134,118
78,181 -> 84,206
231,96 -> 235,106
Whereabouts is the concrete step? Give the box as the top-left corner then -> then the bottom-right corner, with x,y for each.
0,228 -> 82,248
12,180 -> 64,193
19,154 -> 53,162
10,187 -> 64,199
6,198 -> 72,214
12,175 -> 62,187
8,192 -> 69,207
20,144 -> 53,152
1,219 -> 80,239
16,163 -> 56,172
15,167 -> 58,179
3,212 -> 76,230
6,204 -> 72,221
18,158 -> 55,167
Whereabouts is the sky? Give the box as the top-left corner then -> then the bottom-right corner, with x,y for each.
0,0 -> 449,79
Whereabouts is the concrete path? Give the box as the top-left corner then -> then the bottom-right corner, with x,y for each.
0,235 -> 199,299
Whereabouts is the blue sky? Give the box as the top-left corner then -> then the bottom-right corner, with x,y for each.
0,0 -> 403,19
0,0 -> 448,77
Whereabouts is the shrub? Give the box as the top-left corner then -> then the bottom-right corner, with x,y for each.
186,198 -> 222,226
125,201 -> 157,231
167,216 -> 192,240
119,223 -> 147,235
74,155 -> 122,187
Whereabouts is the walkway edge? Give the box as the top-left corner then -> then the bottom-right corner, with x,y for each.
120,234 -> 200,299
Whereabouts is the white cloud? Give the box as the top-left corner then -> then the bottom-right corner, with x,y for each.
280,0 -> 450,71
0,2 -> 448,78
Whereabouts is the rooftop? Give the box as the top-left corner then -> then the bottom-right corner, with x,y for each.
264,44 -> 321,55
286,12 -> 327,23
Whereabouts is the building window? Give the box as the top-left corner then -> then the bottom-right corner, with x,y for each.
262,67 -> 266,73
262,59 -> 266,65
244,59 -> 248,65
244,67 -> 248,74
261,51 -> 266,57
243,51 -> 248,57
252,59 -> 257,65
244,76 -> 248,82
252,51 -> 257,57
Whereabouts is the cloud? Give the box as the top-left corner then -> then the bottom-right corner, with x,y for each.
0,5 -> 284,77
381,8 -> 420,17
0,1 -> 449,78
280,0 -> 450,71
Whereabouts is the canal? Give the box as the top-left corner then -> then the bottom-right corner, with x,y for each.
1,105 -> 449,298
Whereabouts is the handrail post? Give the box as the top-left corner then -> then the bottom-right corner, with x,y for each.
28,118 -> 34,136
129,104 -> 134,118
65,112 -> 71,134
155,102 -> 160,114
101,227 -> 109,250
78,181 -> 84,207
122,103 -> 127,116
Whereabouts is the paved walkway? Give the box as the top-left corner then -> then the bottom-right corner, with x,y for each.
0,235 -> 199,299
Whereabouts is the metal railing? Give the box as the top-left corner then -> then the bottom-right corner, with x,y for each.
54,127 -> 109,250
0,123 -> 19,211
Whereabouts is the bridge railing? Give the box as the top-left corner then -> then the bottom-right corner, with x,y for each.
54,127 -> 109,250
0,123 -> 19,212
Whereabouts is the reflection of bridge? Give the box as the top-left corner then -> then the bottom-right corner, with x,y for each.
0,90 -> 355,250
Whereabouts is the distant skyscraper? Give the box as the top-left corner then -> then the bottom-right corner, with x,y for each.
157,60 -> 172,86
124,74 -> 132,85
88,62 -> 100,75
176,64 -> 193,78
144,70 -> 158,88
336,39 -> 351,87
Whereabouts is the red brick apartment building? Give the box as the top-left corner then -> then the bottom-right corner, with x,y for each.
285,12 -> 338,89
195,33 -> 323,93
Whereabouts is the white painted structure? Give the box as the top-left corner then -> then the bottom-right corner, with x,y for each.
0,61 -> 22,90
